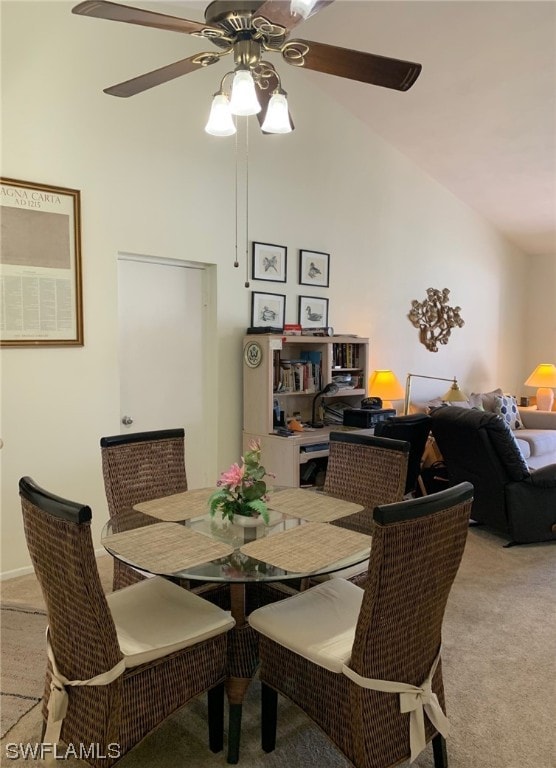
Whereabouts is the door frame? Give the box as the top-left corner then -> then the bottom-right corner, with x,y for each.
117,252 -> 218,485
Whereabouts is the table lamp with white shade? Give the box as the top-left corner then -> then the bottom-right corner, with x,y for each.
524,363 -> 556,411
368,370 -> 405,411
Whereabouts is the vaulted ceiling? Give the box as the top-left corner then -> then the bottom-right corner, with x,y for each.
298,0 -> 556,257
147,1 -> 556,256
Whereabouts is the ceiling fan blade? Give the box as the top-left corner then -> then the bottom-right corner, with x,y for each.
254,0 -> 334,34
104,55 -> 213,97
285,39 -> 421,91
72,0 -> 222,36
255,71 -> 295,134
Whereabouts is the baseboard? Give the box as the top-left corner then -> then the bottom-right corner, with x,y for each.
0,565 -> 35,581
1,548 -> 109,581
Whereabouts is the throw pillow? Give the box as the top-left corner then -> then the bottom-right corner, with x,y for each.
469,388 -> 504,412
494,394 -> 523,430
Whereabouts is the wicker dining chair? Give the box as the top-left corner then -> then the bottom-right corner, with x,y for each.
100,428 -> 187,590
323,432 -> 410,535
248,482 -> 474,768
19,476 -> 235,768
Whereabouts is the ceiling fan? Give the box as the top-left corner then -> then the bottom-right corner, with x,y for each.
72,0 -> 422,134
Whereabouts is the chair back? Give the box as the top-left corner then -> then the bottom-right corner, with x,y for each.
430,406 -> 529,530
374,413 -> 431,494
324,432 -> 409,533
19,477 -> 121,685
100,428 -> 187,517
349,482 -> 473,764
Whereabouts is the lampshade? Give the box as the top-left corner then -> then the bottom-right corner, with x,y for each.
229,70 -> 261,116
368,370 -> 405,409
442,379 -> 468,402
205,93 -> 236,136
291,0 -> 318,18
524,363 -> 556,411
261,91 -> 293,134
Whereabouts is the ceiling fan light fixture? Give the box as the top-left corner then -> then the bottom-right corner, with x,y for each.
205,92 -> 236,136
290,0 -> 319,19
261,90 -> 293,134
229,69 -> 261,116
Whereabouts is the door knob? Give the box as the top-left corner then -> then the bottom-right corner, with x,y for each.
121,415 -> 134,426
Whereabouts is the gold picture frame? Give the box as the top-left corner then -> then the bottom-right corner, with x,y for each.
0,177 -> 83,347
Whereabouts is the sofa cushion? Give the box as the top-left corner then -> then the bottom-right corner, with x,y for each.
516,429 -> 556,458
494,394 -> 523,430
515,438 -> 531,459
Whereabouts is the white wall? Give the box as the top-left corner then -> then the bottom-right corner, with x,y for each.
0,1 -> 537,574
523,255 -> 556,396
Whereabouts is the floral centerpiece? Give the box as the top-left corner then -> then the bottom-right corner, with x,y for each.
209,439 -> 273,524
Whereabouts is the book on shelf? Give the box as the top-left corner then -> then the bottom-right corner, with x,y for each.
274,349 -> 322,394
332,342 -> 361,369
323,401 -> 355,424
283,324 -> 302,336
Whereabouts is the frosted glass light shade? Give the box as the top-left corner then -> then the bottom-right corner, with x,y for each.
369,370 -> 405,409
261,92 -> 292,134
442,380 -> 468,402
291,0 -> 318,18
229,70 -> 261,116
205,94 -> 236,136
524,363 -> 556,411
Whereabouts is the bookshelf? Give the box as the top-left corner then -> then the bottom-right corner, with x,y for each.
243,334 -> 369,487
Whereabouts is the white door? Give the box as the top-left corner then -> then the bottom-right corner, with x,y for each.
117,254 -> 213,487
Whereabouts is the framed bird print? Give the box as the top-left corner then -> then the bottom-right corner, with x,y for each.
252,241 -> 287,282
251,291 -> 286,328
298,295 -> 329,329
299,249 -> 330,287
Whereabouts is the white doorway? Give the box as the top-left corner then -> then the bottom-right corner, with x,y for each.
117,254 -> 216,488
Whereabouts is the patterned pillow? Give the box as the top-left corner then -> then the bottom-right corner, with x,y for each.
494,394 -> 522,430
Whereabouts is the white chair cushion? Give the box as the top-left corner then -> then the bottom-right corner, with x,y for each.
312,558 -> 369,583
248,579 -> 363,673
106,576 -> 235,668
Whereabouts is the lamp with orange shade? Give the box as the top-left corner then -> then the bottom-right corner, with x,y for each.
368,370 -> 405,411
524,363 -> 556,411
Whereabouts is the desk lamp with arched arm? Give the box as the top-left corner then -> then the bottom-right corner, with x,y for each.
404,374 -> 467,415
311,382 -> 339,428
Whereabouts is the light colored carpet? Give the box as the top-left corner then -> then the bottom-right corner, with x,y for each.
0,607 -> 47,738
0,531 -> 554,767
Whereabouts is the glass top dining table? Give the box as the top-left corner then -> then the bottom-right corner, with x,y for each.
101,491 -> 371,585
101,486 -> 372,764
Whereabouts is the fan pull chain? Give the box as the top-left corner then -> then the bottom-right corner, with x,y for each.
245,118 -> 250,288
234,124 -> 239,269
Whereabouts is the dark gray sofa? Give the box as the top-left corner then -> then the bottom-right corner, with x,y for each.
430,406 -> 556,545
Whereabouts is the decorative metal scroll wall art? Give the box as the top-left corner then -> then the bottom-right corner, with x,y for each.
408,288 -> 464,352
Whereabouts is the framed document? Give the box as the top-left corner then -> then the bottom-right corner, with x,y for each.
0,177 -> 83,346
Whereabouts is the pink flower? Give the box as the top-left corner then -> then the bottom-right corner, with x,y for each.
219,462 -> 245,487
248,438 -> 261,452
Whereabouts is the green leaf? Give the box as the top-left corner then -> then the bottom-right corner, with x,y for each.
242,480 -> 266,501
247,498 -> 269,523
208,490 -> 226,517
